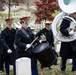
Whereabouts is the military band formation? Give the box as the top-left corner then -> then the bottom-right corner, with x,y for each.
0,12 -> 76,75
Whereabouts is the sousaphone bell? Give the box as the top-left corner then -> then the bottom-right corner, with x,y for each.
52,0 -> 76,42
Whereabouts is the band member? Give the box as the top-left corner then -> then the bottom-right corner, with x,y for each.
15,16 -> 38,75
60,12 -> 76,71
1,18 -> 16,75
0,34 -> 4,72
36,20 -> 58,69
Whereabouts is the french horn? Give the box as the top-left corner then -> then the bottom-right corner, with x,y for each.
52,0 -> 76,42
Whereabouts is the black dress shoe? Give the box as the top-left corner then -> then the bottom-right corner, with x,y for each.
72,69 -> 76,72
61,66 -> 66,71
0,68 -> 4,72
54,63 -> 58,65
41,65 -> 44,69
1,69 -> 4,72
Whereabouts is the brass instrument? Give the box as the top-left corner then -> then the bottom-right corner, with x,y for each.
52,0 -> 76,42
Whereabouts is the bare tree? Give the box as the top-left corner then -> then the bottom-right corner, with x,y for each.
0,1 -> 5,11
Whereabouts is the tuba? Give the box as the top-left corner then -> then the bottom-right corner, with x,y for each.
52,0 -> 76,42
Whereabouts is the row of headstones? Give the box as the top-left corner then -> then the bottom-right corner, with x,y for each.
0,11 -> 31,19
0,15 -> 33,19
0,20 -> 45,30
0,21 -> 44,31
5,5 -> 27,12
0,15 -> 23,19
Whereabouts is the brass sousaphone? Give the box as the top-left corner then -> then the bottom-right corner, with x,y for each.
52,0 -> 76,42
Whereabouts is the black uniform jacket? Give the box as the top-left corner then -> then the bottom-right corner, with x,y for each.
0,34 -> 5,70
0,34 -> 5,56
36,28 -> 54,47
1,27 -> 16,61
15,27 -> 36,58
60,18 -> 76,59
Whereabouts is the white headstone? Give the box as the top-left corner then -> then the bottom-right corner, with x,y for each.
56,42 -> 61,52
16,57 -> 31,75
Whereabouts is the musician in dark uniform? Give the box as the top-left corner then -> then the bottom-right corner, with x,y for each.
15,16 -> 38,75
36,20 -> 58,69
1,18 -> 16,75
60,12 -> 76,71
0,34 -> 5,72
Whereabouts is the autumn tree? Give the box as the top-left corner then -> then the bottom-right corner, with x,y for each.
0,1 -> 5,11
34,0 -> 59,24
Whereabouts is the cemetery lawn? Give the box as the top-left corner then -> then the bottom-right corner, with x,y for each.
0,57 -> 76,75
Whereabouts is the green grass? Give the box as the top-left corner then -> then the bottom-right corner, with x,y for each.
0,57 -> 76,75
38,57 -> 76,75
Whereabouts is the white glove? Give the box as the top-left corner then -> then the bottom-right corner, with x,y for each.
39,40 -> 42,43
69,30 -> 75,36
26,44 -> 31,49
7,49 -> 12,54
